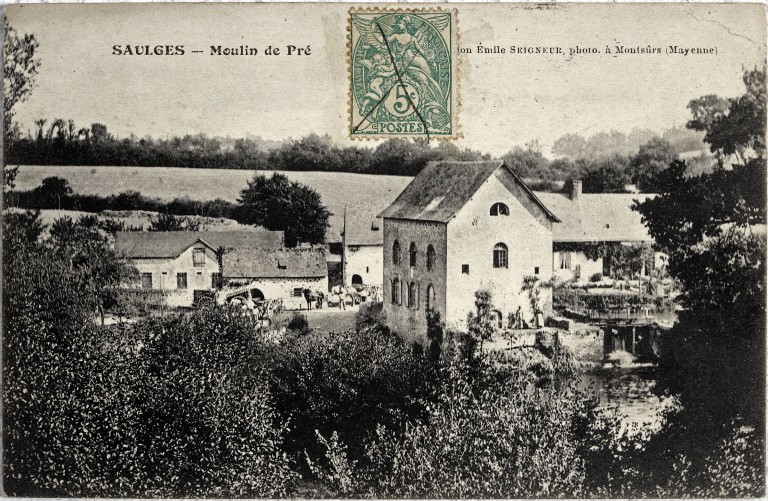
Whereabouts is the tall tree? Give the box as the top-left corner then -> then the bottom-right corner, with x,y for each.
501,143 -> 550,179
3,18 -> 41,147
552,133 -> 587,159
630,137 -> 677,192
632,67 -> 767,491
580,154 -> 630,193
235,172 -> 330,247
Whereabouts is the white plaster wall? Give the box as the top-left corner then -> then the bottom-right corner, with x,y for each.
127,244 -> 220,306
552,251 -> 603,282
344,245 -> 383,286
445,175 -> 553,330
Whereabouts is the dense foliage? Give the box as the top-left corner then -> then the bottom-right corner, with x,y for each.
235,172 -> 330,246
631,67 -> 766,492
314,366 -> 597,498
269,329 -> 437,467
4,204 -> 762,496
5,179 -> 238,218
8,122 -> 706,192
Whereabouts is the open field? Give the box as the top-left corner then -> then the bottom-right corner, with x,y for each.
13,165 -> 414,242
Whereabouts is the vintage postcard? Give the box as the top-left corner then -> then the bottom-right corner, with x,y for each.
2,2 -> 766,499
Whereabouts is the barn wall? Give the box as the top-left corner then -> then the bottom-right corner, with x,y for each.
224,276 -> 329,310
344,244 -> 383,287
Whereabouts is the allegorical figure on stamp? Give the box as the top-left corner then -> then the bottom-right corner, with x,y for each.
350,10 -> 457,137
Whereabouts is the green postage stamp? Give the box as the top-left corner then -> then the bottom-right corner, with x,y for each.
349,9 -> 459,139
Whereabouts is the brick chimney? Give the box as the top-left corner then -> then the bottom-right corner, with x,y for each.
570,180 -> 582,201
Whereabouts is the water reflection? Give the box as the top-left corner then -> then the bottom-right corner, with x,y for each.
579,366 -> 679,433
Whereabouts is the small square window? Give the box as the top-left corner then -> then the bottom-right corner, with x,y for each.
535,267 -> 540,275
462,264 -> 469,275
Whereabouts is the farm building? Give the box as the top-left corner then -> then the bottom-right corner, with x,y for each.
220,246 -> 328,310
349,176 -> 662,298
537,181 -> 659,282
115,230 -> 327,308
378,160 -> 560,343
342,215 -> 384,288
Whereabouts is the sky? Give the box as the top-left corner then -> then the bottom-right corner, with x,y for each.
6,2 -> 766,156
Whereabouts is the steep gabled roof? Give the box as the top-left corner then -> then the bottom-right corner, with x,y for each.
377,160 -> 560,223
535,192 -> 656,242
115,230 -> 284,259
223,247 -> 327,278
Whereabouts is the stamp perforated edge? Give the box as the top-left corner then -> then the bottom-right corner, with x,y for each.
347,6 -> 463,141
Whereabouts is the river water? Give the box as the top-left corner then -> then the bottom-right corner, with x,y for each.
579,365 -> 678,433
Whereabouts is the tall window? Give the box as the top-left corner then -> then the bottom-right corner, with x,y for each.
192,248 -> 206,267
426,284 -> 435,310
493,242 -> 508,268
408,282 -> 419,308
141,272 -> 153,289
392,277 -> 401,304
393,240 -> 401,265
559,252 -> 572,270
176,272 -> 188,289
427,244 -> 436,271
409,242 -> 417,267
490,202 -> 509,216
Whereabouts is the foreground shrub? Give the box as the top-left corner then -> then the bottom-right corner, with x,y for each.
131,308 -> 298,497
286,312 -> 311,335
270,329 -> 438,466
4,297 -> 297,496
312,363 -> 596,498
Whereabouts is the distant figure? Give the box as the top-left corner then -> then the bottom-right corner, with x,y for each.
338,292 -> 346,310
303,288 -> 312,310
535,310 -> 544,329
515,306 -> 523,329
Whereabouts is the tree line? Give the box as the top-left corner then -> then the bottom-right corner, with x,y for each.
5,171 -> 331,247
6,126 -> 707,193
7,114 -> 710,193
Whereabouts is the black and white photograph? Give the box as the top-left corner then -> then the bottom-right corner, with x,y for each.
2,2 -> 766,497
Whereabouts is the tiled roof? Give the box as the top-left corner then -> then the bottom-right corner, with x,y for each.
115,229 -> 284,258
222,247 -> 327,278
345,216 -> 384,246
378,161 -> 559,223
535,192 -> 656,242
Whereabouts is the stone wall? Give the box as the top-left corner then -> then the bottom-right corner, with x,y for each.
382,218 -> 447,345
224,276 -> 329,310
